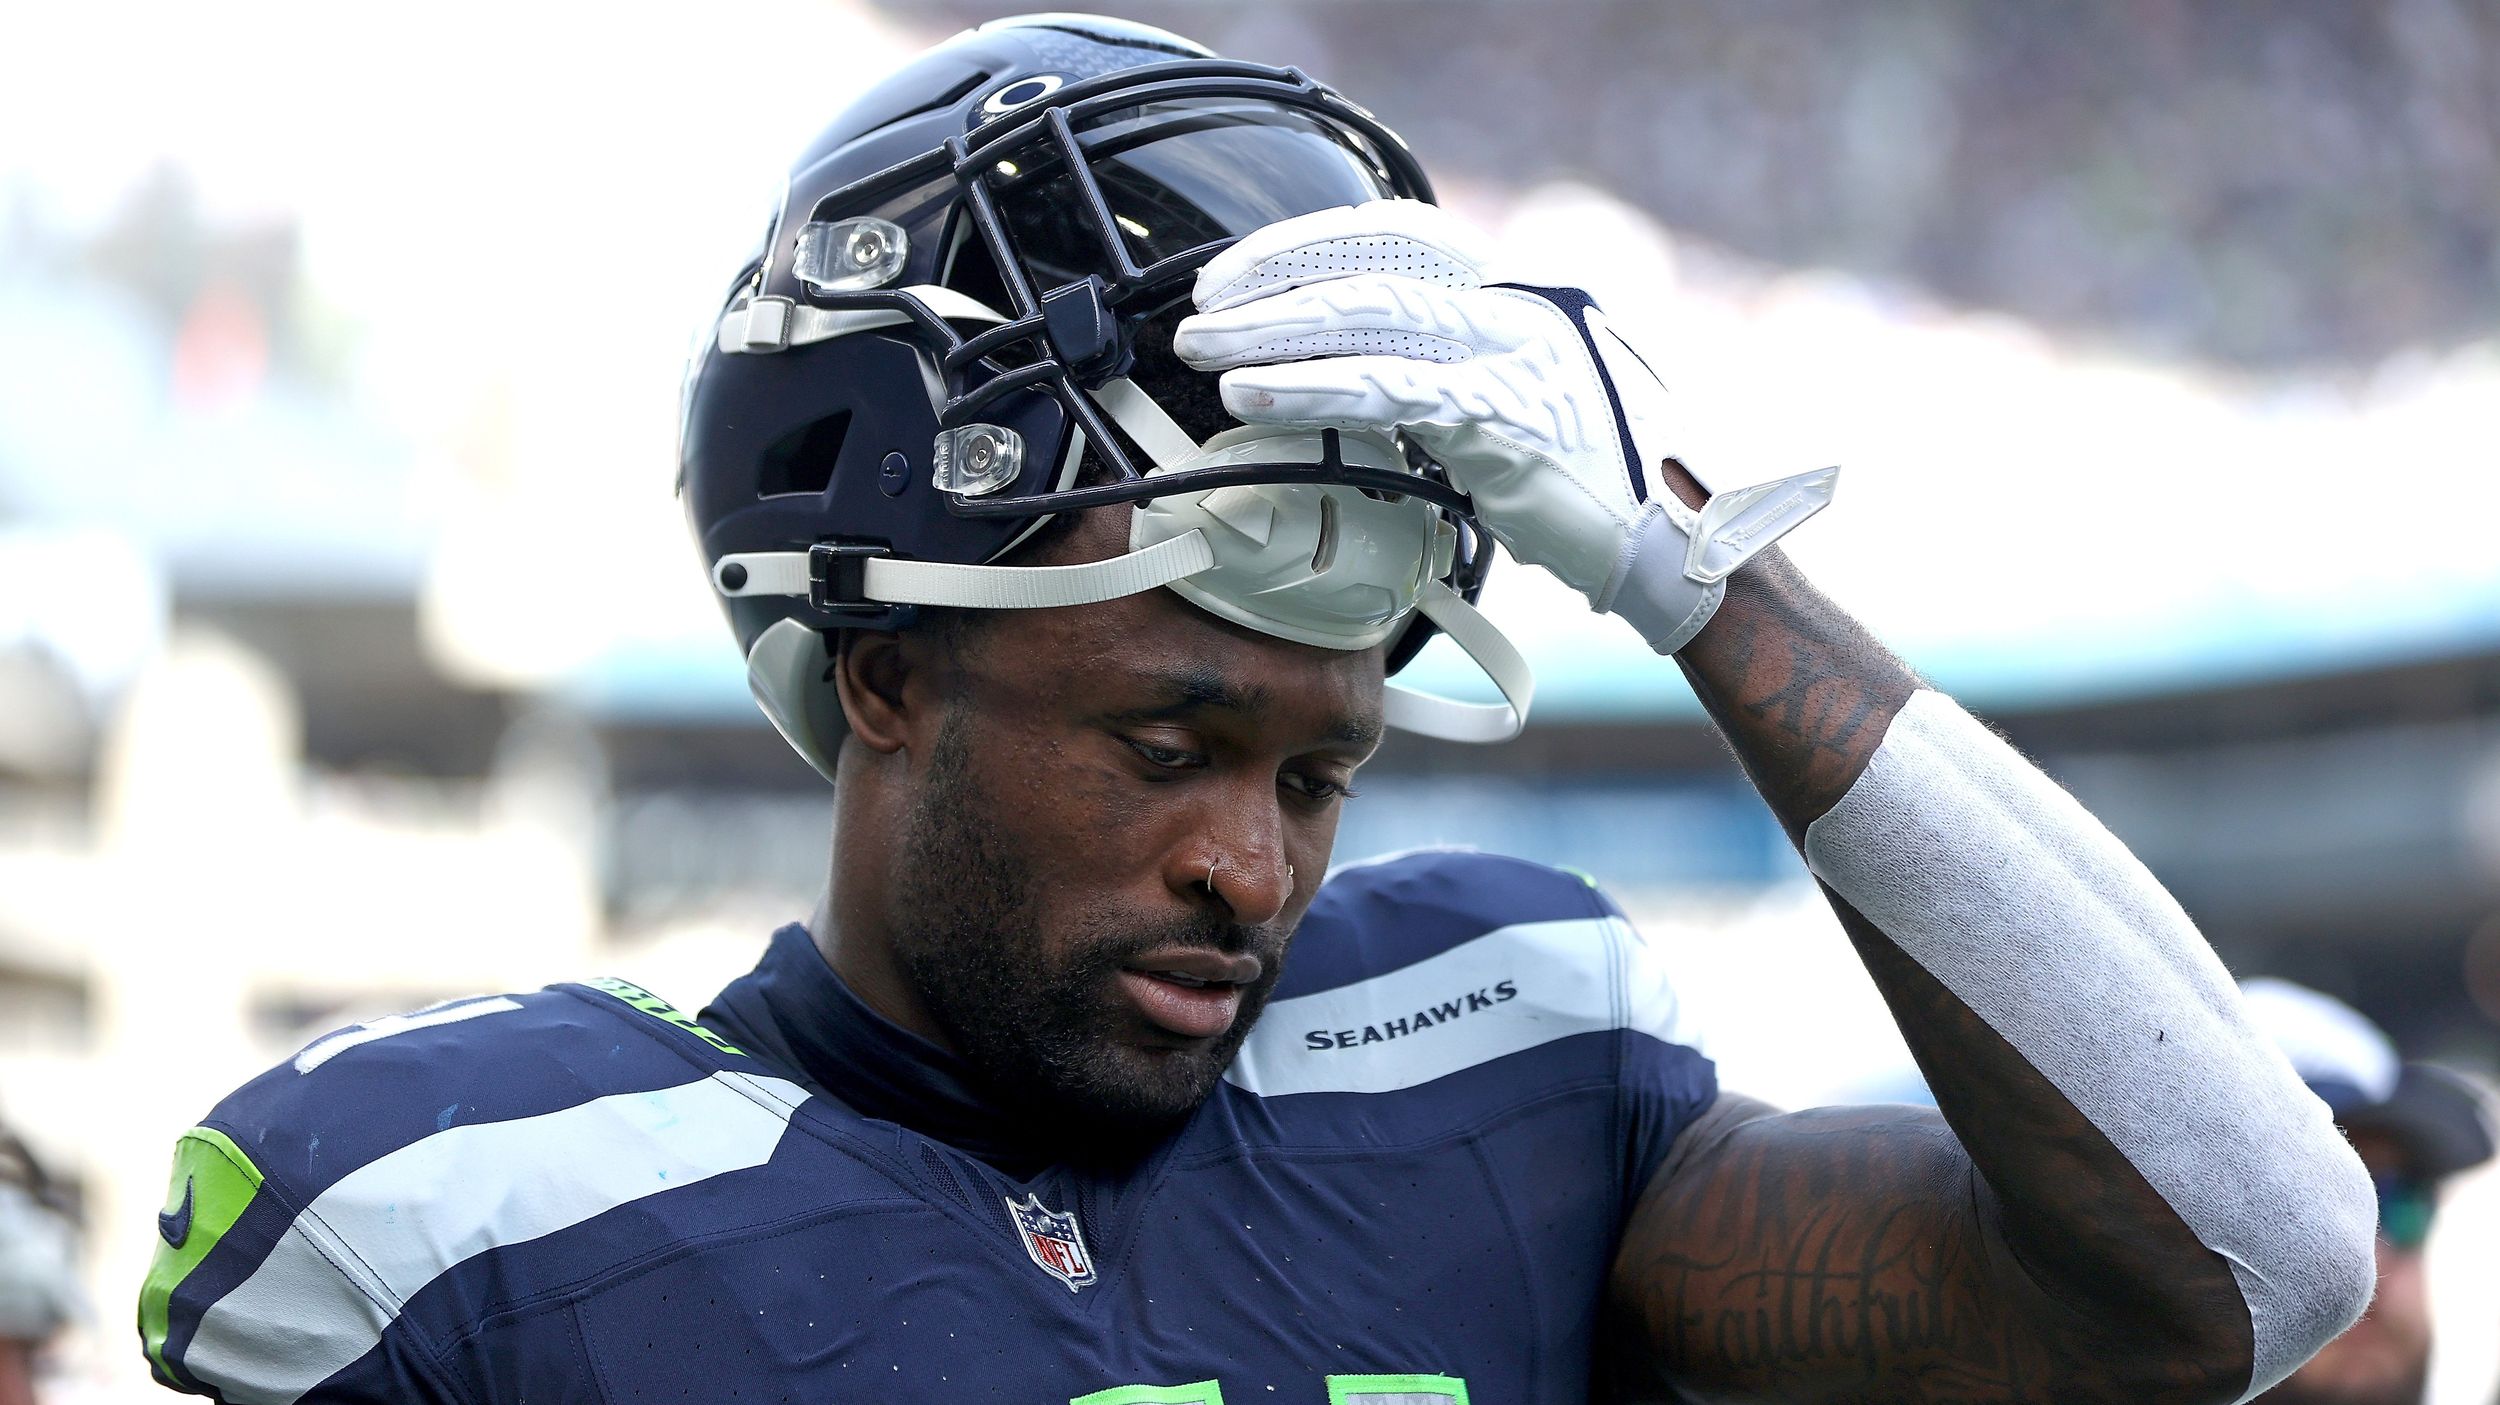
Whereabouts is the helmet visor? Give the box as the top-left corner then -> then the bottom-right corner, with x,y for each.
984,97 -> 1405,290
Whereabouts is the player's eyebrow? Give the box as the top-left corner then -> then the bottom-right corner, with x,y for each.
1117,665 -> 1381,750
1120,665 -> 1272,723
1324,711 -> 1385,751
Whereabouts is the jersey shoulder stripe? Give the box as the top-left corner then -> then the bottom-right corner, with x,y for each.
144,977 -> 780,1402
197,981 -> 750,1201
178,1069 -> 805,1405
1228,915 -> 1689,1097
1231,849 -> 1694,1097
1280,847 -> 1623,999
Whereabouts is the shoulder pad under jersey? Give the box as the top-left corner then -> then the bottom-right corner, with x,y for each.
140,979 -> 808,1402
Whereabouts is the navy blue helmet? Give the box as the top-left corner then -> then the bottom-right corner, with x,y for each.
678,15 -> 1492,700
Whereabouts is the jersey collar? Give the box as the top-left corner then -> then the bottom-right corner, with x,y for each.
701,924 -> 1053,1172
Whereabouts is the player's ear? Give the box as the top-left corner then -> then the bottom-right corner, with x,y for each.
830,629 -> 915,756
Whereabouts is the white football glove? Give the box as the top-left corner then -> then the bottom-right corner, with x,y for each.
1172,199 -> 1837,654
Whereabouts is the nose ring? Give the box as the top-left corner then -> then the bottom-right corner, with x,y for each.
1204,859 -> 1296,889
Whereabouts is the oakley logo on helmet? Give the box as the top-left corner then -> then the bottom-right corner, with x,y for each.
982,73 -> 1066,116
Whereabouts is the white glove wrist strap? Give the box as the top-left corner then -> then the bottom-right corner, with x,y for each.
1597,466 -> 1840,654
1599,505 -> 1725,656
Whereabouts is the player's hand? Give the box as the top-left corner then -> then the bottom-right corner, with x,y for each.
1172,199 -> 1836,654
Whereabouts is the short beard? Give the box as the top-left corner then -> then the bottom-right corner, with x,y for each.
888,710 -> 1283,1160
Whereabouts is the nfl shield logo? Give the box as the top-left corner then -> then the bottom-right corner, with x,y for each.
1003,1192 -> 1097,1292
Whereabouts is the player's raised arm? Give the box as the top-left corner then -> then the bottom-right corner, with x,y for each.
1177,200 -> 2378,1403
1602,539 -> 2372,1402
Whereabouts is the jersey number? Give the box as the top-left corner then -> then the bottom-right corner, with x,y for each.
1074,1375 -> 1469,1405
292,996 -> 521,1073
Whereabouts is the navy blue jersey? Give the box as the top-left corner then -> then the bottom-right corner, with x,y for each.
140,850 -> 1716,1404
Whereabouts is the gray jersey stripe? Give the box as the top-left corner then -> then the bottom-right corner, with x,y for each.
1224,917 -> 1689,1097
182,1070 -> 805,1405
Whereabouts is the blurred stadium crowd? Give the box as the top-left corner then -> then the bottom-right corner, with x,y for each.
1,1 -> 2496,1400
1076,0 -> 2500,369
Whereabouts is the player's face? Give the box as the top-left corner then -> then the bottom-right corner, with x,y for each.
887,511 -> 1388,1151
2260,1130 -> 2434,1405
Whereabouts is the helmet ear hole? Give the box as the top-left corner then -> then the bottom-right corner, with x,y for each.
757,411 -> 853,498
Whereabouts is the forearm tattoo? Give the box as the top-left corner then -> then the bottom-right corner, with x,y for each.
1605,914 -> 2250,1403
1674,549 -> 1917,833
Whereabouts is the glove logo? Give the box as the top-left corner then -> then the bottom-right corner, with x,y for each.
158,1175 -> 196,1250
1004,1192 -> 1097,1293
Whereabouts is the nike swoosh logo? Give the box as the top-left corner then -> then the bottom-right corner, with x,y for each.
158,1175 -> 196,1249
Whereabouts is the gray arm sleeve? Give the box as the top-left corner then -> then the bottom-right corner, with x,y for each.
1801,690 -> 2375,1401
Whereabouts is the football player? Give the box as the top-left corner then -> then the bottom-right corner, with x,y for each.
140,16 -> 2375,1404
2239,980 -> 2496,1405
0,1124 -> 76,1405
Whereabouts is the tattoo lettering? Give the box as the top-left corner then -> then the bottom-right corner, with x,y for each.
1602,910 -> 2251,1404
1606,1104 -> 2237,1403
